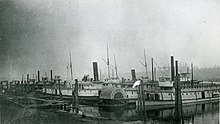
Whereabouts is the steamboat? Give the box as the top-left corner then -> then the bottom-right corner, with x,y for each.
41,51 -> 220,109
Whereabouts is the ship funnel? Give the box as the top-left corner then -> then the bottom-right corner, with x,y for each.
38,71 -> 40,82
131,69 -> 136,81
27,74 -> 29,82
171,56 -> 175,81
93,62 -> 99,81
50,70 -> 53,81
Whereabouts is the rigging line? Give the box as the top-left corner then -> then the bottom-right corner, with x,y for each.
196,68 -> 213,82
66,62 -> 79,80
178,64 -> 185,73
153,59 -> 169,77
72,68 -> 80,79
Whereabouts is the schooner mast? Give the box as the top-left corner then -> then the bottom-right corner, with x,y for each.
139,49 -> 149,78
107,44 -> 110,78
102,44 -> 111,79
114,54 -> 118,78
69,49 -> 73,80
144,49 -> 148,78
102,44 -> 119,79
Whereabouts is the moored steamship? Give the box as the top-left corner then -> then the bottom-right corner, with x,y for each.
42,55 -> 220,109
135,56 -> 220,110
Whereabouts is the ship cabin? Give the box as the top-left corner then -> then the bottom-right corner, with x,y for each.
102,77 -> 121,88
79,80 -> 103,90
180,72 -> 190,82
0,81 -> 9,93
158,77 -> 173,91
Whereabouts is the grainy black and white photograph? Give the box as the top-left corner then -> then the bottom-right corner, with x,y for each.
0,0 -> 220,124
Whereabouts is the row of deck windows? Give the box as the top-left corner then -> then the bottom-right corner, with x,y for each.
168,90 -> 220,96
79,90 -> 93,92
131,90 -> 220,96
182,86 -> 220,89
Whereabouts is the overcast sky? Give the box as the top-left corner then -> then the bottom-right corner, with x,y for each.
0,0 -> 220,80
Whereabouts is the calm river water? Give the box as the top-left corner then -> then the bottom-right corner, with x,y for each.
0,99 -> 219,124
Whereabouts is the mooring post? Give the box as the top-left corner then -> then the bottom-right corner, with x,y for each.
24,79 -> 26,93
21,75 -> 24,93
0,81 -> 2,93
6,81 -> 8,93
139,84 -> 143,120
174,60 -> 183,122
8,81 -> 11,93
55,79 -> 57,95
58,79 -> 62,99
137,85 -> 140,118
33,79 -> 36,92
27,74 -> 30,92
32,73 -> 35,91
18,81 -> 20,93
43,77 -> 47,95
75,79 -> 79,114
140,80 -> 146,122
72,89 -> 75,112
174,60 -> 179,120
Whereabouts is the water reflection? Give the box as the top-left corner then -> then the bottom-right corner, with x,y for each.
80,102 -> 219,123
0,99 -> 219,124
0,100 -> 111,124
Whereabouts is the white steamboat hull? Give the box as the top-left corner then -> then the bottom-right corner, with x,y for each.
139,97 -> 220,110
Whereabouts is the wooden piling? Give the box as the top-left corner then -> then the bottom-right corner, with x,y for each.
58,79 -> 62,99
0,81 -> 2,93
140,80 -> 146,122
43,77 -> 47,95
74,79 -> 79,113
72,90 -> 75,112
21,75 -> 24,93
53,78 -> 57,95
138,85 -> 143,119
174,60 -> 183,122
6,81 -> 8,92
137,85 -> 141,118
27,74 -> 29,92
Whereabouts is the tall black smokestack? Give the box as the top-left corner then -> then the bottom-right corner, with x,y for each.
151,58 -> 154,82
50,70 -> 53,81
171,56 -> 175,81
27,74 -> 29,82
131,69 -> 136,81
175,60 -> 178,76
38,71 -> 40,82
93,62 -> 99,81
